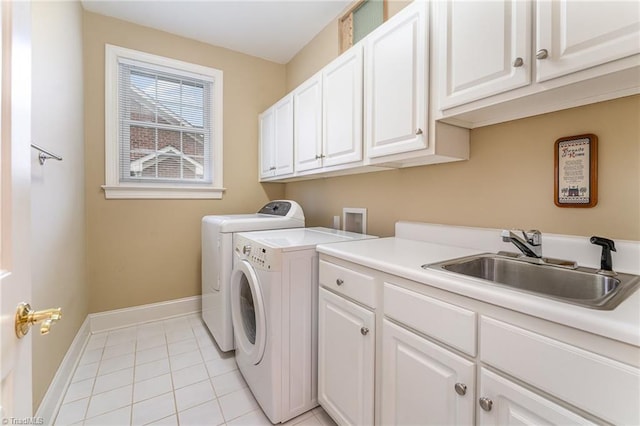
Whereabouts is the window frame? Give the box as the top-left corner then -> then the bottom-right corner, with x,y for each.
339,0 -> 388,53
103,44 -> 224,199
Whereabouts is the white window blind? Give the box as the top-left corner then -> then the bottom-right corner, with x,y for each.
118,61 -> 212,184
105,45 -> 223,199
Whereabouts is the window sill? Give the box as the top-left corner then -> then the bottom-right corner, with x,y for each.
102,184 -> 226,199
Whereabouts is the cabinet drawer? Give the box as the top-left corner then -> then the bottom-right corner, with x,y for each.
383,283 -> 476,356
480,316 -> 640,425
319,260 -> 376,308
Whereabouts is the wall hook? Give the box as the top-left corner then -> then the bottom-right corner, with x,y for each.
31,143 -> 63,165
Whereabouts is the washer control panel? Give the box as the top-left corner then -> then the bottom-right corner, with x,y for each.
234,235 -> 280,271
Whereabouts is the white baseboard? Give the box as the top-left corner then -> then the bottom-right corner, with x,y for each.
36,296 -> 202,422
89,295 -> 201,333
35,316 -> 91,424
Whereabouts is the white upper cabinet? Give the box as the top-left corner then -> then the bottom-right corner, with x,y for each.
293,74 -> 323,172
436,0 -> 532,109
274,96 -> 294,176
259,95 -> 294,180
364,0 -> 428,159
294,46 -> 364,174
322,45 -> 363,167
259,107 -> 275,179
536,0 -> 640,82
260,0 -> 469,182
435,0 -> 640,127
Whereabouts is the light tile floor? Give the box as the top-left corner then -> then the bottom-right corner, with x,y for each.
54,314 -> 337,426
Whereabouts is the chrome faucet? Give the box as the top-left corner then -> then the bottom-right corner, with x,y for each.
501,229 -> 542,259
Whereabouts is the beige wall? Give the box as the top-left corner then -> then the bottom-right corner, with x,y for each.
284,2 -> 639,240
84,12 -> 286,313
31,1 -> 87,411
285,96 -> 640,240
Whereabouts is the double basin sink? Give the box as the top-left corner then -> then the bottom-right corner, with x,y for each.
425,253 -> 640,310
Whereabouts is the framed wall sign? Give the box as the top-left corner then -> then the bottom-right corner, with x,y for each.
554,134 -> 598,208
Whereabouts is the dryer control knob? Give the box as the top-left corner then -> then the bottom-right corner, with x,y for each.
242,245 -> 251,255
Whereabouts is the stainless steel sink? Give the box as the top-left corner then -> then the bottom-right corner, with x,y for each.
425,254 -> 640,310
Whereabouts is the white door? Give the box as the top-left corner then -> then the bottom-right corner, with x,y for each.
230,259 -> 266,365
364,0 -> 427,159
322,44 -> 363,167
381,320 -> 475,426
258,107 -> 275,179
318,288 -> 374,426
478,368 -> 595,425
536,0 -> 640,82
294,74 -> 322,172
273,95 -> 294,176
436,0 -> 531,109
1,1 -> 33,418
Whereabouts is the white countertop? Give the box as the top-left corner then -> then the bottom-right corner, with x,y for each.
316,235 -> 640,347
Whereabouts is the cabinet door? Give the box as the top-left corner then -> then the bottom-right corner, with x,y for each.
381,319 -> 475,426
364,0 -> 427,159
436,0 -> 531,109
273,95 -> 294,176
318,288 -> 375,426
258,107 -> 275,179
294,74 -> 323,172
536,1 -> 640,82
322,45 -> 363,167
478,368 -> 595,425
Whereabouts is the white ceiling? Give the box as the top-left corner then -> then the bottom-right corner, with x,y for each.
81,0 -> 352,64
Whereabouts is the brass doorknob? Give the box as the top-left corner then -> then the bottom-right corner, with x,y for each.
15,303 -> 62,338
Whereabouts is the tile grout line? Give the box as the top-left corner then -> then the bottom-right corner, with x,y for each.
82,332 -> 106,424
164,325 -> 181,426
129,329 -> 138,426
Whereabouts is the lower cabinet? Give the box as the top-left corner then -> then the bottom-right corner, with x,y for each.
318,287 -> 375,425
477,368 -> 594,425
381,319 -> 475,425
318,255 -> 640,425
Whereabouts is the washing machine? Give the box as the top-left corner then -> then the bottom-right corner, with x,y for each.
230,227 -> 377,423
201,200 -> 304,352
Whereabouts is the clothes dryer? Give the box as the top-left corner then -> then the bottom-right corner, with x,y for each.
230,227 -> 376,423
201,200 -> 304,352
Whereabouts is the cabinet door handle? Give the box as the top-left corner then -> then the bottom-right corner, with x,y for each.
360,327 -> 369,335
269,166 -> 276,171
415,128 -> 423,135
479,397 -> 493,411
454,383 -> 467,396
512,57 -> 524,67
336,278 -> 344,286
536,49 -> 549,60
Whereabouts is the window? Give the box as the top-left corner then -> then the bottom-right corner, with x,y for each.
339,0 -> 386,53
104,45 -> 224,199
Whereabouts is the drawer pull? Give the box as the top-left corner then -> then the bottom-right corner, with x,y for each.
454,383 -> 467,396
336,278 -> 344,286
479,397 -> 493,411
360,327 -> 369,336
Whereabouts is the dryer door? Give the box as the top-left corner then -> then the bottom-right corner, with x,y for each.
230,259 -> 267,365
